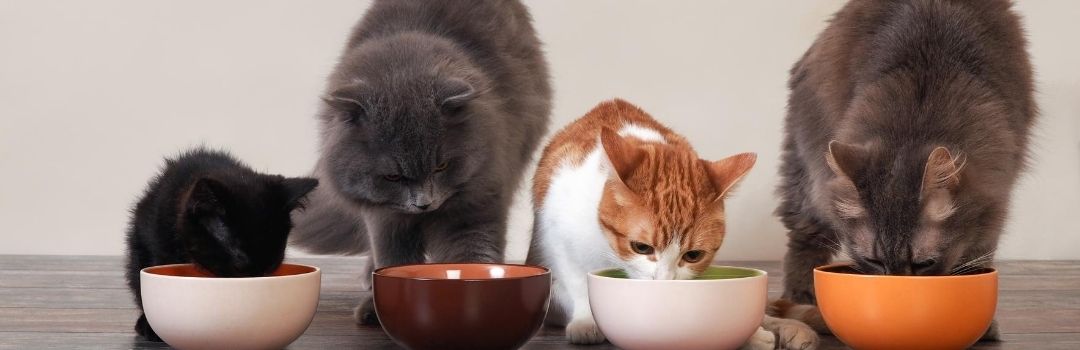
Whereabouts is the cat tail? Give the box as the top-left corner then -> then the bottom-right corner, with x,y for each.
768,298 -> 830,334
289,182 -> 370,255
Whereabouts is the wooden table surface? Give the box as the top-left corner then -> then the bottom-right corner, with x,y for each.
1,255 -> 1077,349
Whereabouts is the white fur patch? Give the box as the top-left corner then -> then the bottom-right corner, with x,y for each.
617,123 -> 667,144
536,147 -> 615,322
654,237 -> 682,280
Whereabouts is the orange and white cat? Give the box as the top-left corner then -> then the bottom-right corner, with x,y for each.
527,99 -> 757,343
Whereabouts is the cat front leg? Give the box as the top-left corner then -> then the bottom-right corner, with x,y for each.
738,327 -> 776,350
980,319 -> 1001,341
769,298 -> 829,335
542,244 -> 605,344
135,313 -> 162,342
356,254 -> 373,291
563,272 -> 605,344
424,213 -> 507,263
760,315 -> 818,350
355,216 -> 425,325
780,216 -> 839,305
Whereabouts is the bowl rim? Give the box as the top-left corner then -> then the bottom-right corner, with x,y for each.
373,262 -> 550,282
140,263 -> 320,281
814,262 -> 998,279
587,265 -> 767,283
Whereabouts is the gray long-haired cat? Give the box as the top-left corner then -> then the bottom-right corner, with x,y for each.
289,0 -> 551,324
772,0 -> 1035,339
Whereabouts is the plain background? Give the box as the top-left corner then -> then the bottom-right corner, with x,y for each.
1,1 -> 1077,261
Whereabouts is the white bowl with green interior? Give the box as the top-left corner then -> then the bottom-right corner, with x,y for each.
588,266 -> 767,350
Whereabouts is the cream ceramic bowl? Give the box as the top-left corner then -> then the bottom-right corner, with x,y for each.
588,266 -> 767,350
140,263 -> 321,350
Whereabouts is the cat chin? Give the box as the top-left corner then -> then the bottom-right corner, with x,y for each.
394,206 -> 438,214
373,203 -> 442,215
341,194 -> 448,214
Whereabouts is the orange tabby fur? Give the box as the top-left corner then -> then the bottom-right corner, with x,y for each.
533,99 -> 756,274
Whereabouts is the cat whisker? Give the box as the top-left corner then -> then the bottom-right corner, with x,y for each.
818,234 -> 843,253
951,264 -> 980,276
951,250 -> 996,275
952,252 -> 990,271
951,252 -> 995,275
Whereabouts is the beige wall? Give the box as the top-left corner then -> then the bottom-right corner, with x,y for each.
1,1 -> 1077,260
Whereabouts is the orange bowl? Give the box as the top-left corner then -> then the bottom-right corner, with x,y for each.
814,263 -> 997,350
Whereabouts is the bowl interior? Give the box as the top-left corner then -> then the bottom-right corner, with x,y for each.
143,263 -> 317,278
593,266 -> 763,280
816,264 -> 995,277
375,263 -> 548,280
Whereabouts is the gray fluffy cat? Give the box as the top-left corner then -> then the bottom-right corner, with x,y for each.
772,0 -> 1035,339
290,0 -> 551,325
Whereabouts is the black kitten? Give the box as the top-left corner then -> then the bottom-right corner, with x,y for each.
124,148 -> 317,341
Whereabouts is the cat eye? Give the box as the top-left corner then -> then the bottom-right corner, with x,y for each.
629,241 -> 654,255
682,250 -> 706,263
383,174 -> 402,182
434,161 -> 449,172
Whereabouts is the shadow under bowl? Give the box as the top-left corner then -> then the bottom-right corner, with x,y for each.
372,263 -> 551,350
140,263 -> 321,350
814,263 -> 998,350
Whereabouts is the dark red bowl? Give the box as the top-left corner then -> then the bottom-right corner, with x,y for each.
372,263 -> 551,350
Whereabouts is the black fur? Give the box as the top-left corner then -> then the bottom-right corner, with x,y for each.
125,148 -> 317,341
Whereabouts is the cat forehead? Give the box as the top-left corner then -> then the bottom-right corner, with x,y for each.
626,148 -> 716,199
636,199 -> 725,248
365,110 -> 446,146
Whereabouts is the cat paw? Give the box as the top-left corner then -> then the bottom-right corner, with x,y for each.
135,314 -> 163,342
566,317 -> 606,344
738,326 -> 777,350
353,296 -> 380,326
980,319 -> 1001,341
773,318 -> 818,350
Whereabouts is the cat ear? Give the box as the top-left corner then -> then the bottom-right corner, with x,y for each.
322,81 -> 369,111
826,140 -> 868,179
600,127 -> 646,182
703,152 -> 757,199
187,178 -> 227,216
922,146 -> 963,192
436,78 -> 475,116
281,177 -> 319,209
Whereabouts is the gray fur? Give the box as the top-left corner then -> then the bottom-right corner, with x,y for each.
289,0 -> 550,324
777,0 -> 1035,310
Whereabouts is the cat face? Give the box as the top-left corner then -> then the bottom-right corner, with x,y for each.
596,128 -> 756,280
181,176 -> 318,277
826,141 -> 970,276
317,35 -> 487,214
